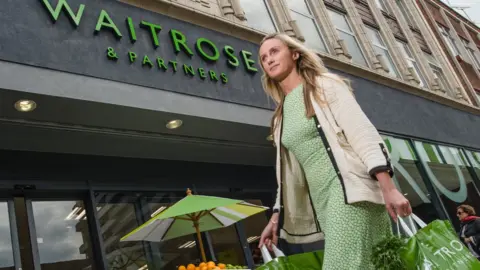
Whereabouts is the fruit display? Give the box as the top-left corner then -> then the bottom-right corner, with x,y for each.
177,261 -> 248,270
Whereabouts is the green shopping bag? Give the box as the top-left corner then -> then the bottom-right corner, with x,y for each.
398,214 -> 480,270
256,244 -> 323,270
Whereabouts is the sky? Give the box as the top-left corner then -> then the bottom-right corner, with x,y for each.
440,0 -> 480,27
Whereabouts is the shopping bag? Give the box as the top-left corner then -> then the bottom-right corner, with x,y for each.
256,244 -> 323,270
398,214 -> 480,270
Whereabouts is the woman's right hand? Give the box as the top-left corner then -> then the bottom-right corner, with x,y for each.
259,212 -> 279,250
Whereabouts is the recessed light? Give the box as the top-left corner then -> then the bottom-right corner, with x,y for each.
166,119 -> 183,129
14,99 -> 37,112
266,134 -> 273,141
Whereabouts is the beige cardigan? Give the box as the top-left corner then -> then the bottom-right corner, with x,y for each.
272,73 -> 393,244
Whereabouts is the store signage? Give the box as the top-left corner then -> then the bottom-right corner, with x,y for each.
40,0 -> 259,84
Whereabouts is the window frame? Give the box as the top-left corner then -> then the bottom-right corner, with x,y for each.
424,52 -> 452,94
438,25 -> 461,57
375,0 -> 389,13
242,0 -> 278,34
461,38 -> 480,70
287,0 -> 328,53
327,9 -> 367,66
365,26 -> 400,78
396,0 -> 417,28
396,40 -> 428,87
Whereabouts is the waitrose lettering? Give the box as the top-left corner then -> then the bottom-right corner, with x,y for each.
40,0 -> 259,84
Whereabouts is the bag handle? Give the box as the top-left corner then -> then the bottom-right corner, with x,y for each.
260,244 -> 286,263
397,213 -> 427,237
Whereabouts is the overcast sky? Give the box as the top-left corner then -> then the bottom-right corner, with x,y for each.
440,0 -> 480,26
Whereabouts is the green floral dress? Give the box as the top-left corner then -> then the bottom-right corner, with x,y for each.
281,84 -> 392,269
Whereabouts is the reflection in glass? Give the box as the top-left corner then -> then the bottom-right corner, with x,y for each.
0,202 -> 15,270
413,142 -> 480,230
209,226 -> 246,267
96,192 -> 201,270
287,0 -> 327,52
242,0 -> 276,33
32,201 -> 94,269
242,200 -> 268,268
465,150 -> 480,177
383,136 -> 440,224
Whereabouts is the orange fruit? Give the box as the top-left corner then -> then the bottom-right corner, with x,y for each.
178,266 -> 187,270
195,267 -> 200,270
207,261 -> 216,268
199,262 -> 207,268
187,264 -> 196,270
218,264 -> 226,269
200,266 -> 208,270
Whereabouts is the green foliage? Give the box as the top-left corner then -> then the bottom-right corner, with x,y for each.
371,236 -> 407,270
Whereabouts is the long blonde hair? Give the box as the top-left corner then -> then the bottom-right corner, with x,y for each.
259,33 -> 329,134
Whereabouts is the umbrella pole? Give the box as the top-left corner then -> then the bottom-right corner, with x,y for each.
194,220 -> 207,262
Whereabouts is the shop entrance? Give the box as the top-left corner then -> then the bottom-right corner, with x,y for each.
0,191 -> 99,270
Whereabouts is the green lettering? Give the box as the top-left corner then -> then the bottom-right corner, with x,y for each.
126,17 -> 137,43
183,64 -> 195,76
241,50 -> 258,73
106,47 -> 118,60
198,68 -> 206,79
209,70 -> 218,81
140,21 -> 162,48
41,0 -> 85,27
223,45 -> 239,67
128,51 -> 137,63
143,55 -> 154,68
95,10 -> 122,39
221,73 -> 228,83
169,29 -> 193,56
196,38 -> 219,61
169,60 -> 178,72
157,57 -> 168,70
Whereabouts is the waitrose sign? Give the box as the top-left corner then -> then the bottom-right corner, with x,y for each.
40,0 -> 259,84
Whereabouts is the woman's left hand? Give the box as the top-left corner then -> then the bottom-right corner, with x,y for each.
383,188 -> 412,222
376,171 -> 412,222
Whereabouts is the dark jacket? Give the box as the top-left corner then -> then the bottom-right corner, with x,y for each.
460,217 -> 480,256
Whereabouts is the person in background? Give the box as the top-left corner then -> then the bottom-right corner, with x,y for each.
458,204 -> 480,259
257,32 -> 411,269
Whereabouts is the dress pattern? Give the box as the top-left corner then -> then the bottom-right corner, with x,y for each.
281,84 -> 392,269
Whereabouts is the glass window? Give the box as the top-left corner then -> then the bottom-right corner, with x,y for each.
327,9 -> 367,66
423,52 -> 453,96
208,226 -> 246,267
0,202 -> 14,270
461,38 -> 480,70
438,25 -> 461,56
375,0 -> 389,12
413,142 -> 480,231
286,0 -> 327,52
32,200 -> 95,269
465,150 -> 480,179
396,0 -> 417,28
382,136 -> 441,224
242,0 -> 276,33
95,192 -> 202,270
396,40 -> 428,87
365,27 -> 399,77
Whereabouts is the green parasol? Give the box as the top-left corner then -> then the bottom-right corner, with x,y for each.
120,189 -> 267,262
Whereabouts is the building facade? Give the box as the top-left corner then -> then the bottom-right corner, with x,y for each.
0,0 -> 479,269
416,0 -> 480,106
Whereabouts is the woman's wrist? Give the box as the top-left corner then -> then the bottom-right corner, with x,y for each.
376,171 -> 397,192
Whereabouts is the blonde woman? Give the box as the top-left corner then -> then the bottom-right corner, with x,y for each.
257,33 -> 412,269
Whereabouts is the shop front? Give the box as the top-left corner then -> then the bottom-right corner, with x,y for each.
1,0 -> 480,270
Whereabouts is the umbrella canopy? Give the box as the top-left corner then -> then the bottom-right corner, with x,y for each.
120,189 -> 268,262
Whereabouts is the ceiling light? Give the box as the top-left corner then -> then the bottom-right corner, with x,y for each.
266,135 -> 273,141
14,99 -> 37,112
166,119 -> 183,129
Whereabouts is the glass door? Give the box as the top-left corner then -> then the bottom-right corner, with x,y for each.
0,195 -> 98,270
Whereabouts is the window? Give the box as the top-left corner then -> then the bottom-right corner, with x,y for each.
0,202 -> 14,270
375,0 -> 389,12
461,38 -> 480,70
286,0 -> 327,52
242,0 -> 276,33
365,27 -> 399,77
327,9 -> 367,66
414,142 -> 480,230
424,52 -> 452,96
396,40 -> 427,87
396,0 -> 417,28
438,25 -> 461,57
465,150 -> 480,179
382,136 -> 441,224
